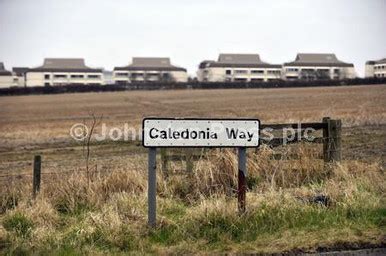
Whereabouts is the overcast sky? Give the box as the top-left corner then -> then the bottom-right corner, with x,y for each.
0,0 -> 385,76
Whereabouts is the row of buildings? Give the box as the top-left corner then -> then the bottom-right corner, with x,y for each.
0,54 -> 385,88
0,58 -> 188,88
197,53 -> 357,82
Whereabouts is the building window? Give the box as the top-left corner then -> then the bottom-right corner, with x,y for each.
44,74 -> 50,79
234,70 -> 248,74
286,68 -> 299,72
225,70 -> 231,75
115,73 -> 128,77
53,74 -> 67,78
88,75 -> 100,79
267,70 -> 281,74
70,74 -> 84,78
251,70 -> 264,74
44,82 -> 50,86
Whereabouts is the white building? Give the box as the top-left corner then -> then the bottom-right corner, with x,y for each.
26,58 -> 104,87
283,53 -> 356,81
0,62 -> 14,88
12,67 -> 29,87
113,57 -> 188,83
197,54 -> 282,82
365,58 -> 386,78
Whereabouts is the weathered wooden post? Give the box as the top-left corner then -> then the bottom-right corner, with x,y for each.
322,117 -> 331,163
329,119 -> 342,162
148,148 -> 157,227
33,155 -> 41,199
322,117 -> 342,163
238,147 -> 247,213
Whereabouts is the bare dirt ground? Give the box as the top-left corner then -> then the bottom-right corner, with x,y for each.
0,84 -> 385,149
0,84 -> 385,176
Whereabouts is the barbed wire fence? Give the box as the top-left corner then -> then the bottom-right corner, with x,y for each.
0,117 -> 341,198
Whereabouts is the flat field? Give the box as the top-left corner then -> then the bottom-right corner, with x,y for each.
0,85 -> 385,254
1,85 -> 386,148
0,84 -> 385,174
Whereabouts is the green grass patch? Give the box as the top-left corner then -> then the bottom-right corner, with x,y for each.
180,203 -> 386,246
2,212 -> 34,239
1,200 -> 384,254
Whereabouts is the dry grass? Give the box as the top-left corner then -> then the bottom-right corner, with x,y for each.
0,148 -> 385,254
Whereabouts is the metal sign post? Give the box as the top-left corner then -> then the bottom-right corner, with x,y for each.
238,147 -> 247,213
148,147 -> 157,228
143,118 -> 260,227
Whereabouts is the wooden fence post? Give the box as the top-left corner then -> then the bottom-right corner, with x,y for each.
322,117 -> 331,163
329,119 -> 342,162
33,155 -> 41,199
322,117 -> 342,163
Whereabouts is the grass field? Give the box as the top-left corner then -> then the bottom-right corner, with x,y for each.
1,84 -> 385,150
0,85 -> 385,254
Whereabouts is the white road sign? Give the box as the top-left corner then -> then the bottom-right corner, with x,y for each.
142,118 -> 260,147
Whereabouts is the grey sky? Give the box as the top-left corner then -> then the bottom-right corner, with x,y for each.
0,0 -> 385,76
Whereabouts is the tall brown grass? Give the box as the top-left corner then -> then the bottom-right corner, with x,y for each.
0,145 -> 384,254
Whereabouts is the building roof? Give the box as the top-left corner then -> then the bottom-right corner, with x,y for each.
366,58 -> 386,65
377,58 -> 386,64
218,54 -> 263,64
12,67 -> 29,76
114,57 -> 187,71
202,54 -> 281,68
0,62 -> 13,76
28,58 -> 103,72
198,60 -> 215,69
284,53 -> 354,67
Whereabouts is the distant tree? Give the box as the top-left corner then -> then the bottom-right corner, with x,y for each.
315,70 -> 330,80
160,72 -> 174,82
